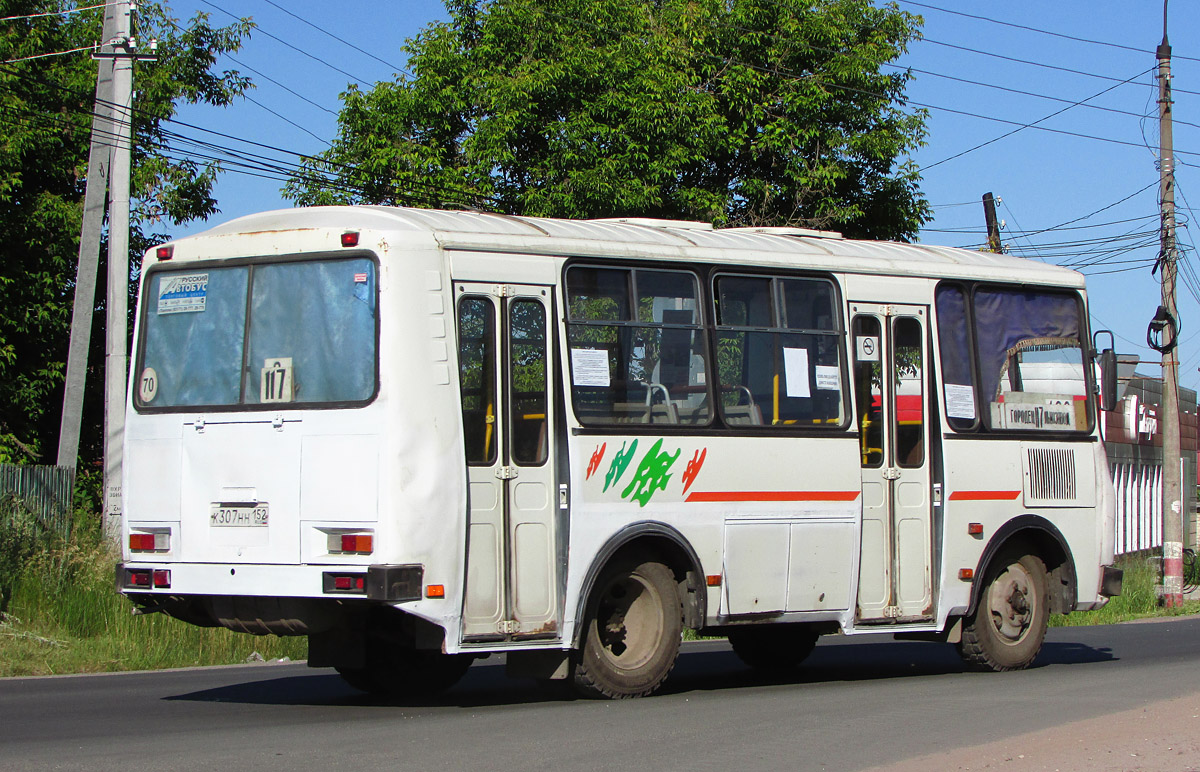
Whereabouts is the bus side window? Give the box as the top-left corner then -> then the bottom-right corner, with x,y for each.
458,297 -> 497,465
509,299 -> 547,466
853,315 -> 884,467
714,274 -> 844,428
893,316 -> 924,468
566,266 -> 710,426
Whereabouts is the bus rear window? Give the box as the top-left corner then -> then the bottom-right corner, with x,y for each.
135,257 -> 377,410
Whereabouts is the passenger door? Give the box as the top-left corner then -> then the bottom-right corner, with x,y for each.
456,284 -> 560,641
851,303 -> 934,622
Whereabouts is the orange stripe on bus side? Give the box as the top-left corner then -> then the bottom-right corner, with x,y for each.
948,490 -> 1021,501
685,490 -> 861,503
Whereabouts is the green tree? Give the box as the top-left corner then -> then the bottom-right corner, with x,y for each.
286,0 -> 929,238
0,1 -> 251,464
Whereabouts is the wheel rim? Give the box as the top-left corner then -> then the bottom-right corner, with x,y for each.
987,561 -> 1036,645
594,573 -> 664,671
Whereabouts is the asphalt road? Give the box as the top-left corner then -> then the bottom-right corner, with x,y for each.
3,617 -> 1200,772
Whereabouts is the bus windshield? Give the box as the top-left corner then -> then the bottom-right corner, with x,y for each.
134,256 -> 377,410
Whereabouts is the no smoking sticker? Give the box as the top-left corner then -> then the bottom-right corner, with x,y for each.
856,335 -> 880,362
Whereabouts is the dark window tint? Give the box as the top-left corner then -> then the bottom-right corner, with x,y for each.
566,266 -> 710,426
714,274 -> 844,428
974,288 -> 1088,432
853,315 -> 884,467
509,299 -> 547,465
935,284 -> 978,431
893,316 -> 924,468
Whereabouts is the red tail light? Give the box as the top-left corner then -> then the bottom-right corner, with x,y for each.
328,532 -> 373,555
129,532 -> 169,552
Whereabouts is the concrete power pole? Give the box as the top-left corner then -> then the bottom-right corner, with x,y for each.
1156,6 -> 1184,608
56,4 -> 117,470
99,0 -> 138,540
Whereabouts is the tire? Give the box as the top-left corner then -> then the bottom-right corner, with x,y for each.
573,558 -> 683,699
728,624 -> 820,672
337,646 -> 474,698
957,551 -> 1050,672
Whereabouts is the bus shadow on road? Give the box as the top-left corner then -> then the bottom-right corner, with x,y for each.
165,637 -> 1116,709
659,638 -> 1116,696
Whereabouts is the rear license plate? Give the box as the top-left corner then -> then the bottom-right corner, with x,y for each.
210,504 -> 269,527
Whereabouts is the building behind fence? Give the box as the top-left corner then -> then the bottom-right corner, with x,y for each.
0,464 -> 76,538
1103,361 -> 1199,557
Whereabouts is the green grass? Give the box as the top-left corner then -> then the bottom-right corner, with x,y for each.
1051,553 -> 1200,626
0,514 -> 304,677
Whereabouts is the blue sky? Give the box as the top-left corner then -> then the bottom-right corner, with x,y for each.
161,1 -> 1200,392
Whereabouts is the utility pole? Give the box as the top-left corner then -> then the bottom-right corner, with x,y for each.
1156,3 -> 1184,608
102,0 -> 133,540
56,3 -> 118,471
89,0 -> 154,539
982,192 -> 1003,253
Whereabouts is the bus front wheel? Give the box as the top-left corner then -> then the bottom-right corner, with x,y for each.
957,551 -> 1050,671
573,557 -> 682,698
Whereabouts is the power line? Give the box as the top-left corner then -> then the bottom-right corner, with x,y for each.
721,17 -> 1192,128
256,0 -> 413,78
0,68 -> 505,212
906,65 -> 1177,126
1019,183 -> 1159,240
922,69 -> 1150,170
1,2 -> 114,22
532,8 -> 1200,163
4,43 -> 96,64
158,18 -> 341,119
196,0 -> 376,87
917,38 -> 1200,99
899,1 -> 1200,64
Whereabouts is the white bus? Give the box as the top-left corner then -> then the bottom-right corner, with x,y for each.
119,207 -> 1122,698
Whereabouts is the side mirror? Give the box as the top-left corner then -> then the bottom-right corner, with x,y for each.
1098,348 -> 1117,412
1093,330 -> 1117,413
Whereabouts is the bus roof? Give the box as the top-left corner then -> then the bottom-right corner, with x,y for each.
172,205 -> 1085,289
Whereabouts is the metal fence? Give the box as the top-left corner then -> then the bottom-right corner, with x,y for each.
0,464 -> 76,538
1111,462 -> 1163,556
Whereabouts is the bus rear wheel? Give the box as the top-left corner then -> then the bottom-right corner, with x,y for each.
573,557 -> 682,699
337,646 -> 474,698
957,551 -> 1050,671
728,624 -> 819,672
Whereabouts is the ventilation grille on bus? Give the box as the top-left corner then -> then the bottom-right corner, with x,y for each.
1025,447 -> 1077,503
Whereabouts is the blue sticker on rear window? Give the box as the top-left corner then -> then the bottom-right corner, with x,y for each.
157,273 -> 209,314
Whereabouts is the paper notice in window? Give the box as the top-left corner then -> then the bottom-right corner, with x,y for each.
944,383 -> 976,420
571,348 -> 610,387
815,366 -> 840,391
783,347 -> 811,398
